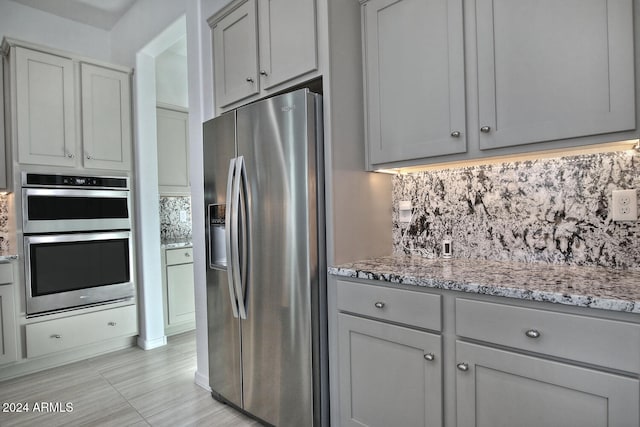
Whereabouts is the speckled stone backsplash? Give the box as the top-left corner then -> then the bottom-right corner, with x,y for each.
0,194 -> 9,253
160,196 -> 192,242
393,151 -> 640,269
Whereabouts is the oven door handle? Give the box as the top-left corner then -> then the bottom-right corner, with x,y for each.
224,157 -> 239,319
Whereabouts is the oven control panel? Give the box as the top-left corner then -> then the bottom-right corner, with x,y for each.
22,173 -> 129,190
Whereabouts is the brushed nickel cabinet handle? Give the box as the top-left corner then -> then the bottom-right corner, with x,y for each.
424,353 -> 435,362
51,334 -> 62,339
246,77 -> 254,83
457,362 -> 469,372
374,301 -> 385,309
108,322 -> 117,326
525,329 -> 541,339
451,131 -> 461,138
480,126 -> 491,133
259,70 -> 268,76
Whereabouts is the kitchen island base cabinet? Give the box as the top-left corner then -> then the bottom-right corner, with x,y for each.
338,313 -> 442,427
456,341 -> 640,427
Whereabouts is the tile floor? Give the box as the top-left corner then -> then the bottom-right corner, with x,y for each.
0,331 -> 260,426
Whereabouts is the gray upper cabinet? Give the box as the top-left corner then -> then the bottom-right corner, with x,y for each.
14,47 -> 76,167
212,0 -> 260,108
361,0 -> 466,165
477,0 -> 636,150
156,106 -> 190,194
80,63 -> 132,171
5,40 -> 133,172
456,341 -> 640,427
210,0 -> 318,111
362,0 -> 637,168
257,0 -> 317,91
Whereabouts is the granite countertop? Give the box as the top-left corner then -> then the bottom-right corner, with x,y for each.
160,238 -> 193,249
329,255 -> 640,314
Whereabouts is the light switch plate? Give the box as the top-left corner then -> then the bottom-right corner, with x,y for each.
399,201 -> 412,223
180,210 -> 188,223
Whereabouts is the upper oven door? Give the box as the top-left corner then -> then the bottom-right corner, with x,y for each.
22,188 -> 131,234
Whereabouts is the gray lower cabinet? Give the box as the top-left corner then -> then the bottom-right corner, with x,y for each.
0,263 -> 17,365
456,341 -> 640,427
338,313 -> 442,427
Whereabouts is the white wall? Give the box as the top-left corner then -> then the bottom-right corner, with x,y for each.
0,0 -> 111,60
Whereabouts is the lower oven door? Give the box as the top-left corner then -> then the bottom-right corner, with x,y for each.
25,231 -> 135,315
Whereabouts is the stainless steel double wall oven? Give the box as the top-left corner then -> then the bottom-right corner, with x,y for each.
22,173 -> 135,316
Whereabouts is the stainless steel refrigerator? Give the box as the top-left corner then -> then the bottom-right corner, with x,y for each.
203,89 -> 327,427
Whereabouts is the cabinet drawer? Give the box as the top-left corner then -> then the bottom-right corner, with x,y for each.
0,263 -> 13,285
26,305 -> 138,358
337,280 -> 441,331
456,298 -> 640,373
166,247 -> 193,265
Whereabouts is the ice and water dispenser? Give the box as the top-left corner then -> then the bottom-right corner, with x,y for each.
208,203 -> 227,269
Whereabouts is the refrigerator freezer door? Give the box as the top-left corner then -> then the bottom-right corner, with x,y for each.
203,112 -> 243,408
236,89 -> 320,426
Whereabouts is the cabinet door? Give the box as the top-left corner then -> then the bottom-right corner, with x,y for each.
212,0 -> 259,108
156,107 -> 190,194
456,341 -> 640,427
338,313 -> 442,427
0,57 -> 7,190
80,63 -> 132,171
258,0 -> 317,90
362,0 -> 466,166
15,47 -> 76,167
167,263 -> 195,326
0,284 -> 17,365
477,0 -> 635,150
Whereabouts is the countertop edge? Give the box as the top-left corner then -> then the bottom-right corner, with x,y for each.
328,265 -> 640,314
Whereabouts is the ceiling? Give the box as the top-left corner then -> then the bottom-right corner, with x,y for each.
10,0 -> 138,30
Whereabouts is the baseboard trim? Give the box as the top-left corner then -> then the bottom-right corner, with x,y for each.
136,335 -> 167,350
195,370 -> 211,391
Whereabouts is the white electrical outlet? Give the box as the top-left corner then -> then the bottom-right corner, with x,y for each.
180,210 -> 188,223
399,201 -> 412,223
612,189 -> 637,221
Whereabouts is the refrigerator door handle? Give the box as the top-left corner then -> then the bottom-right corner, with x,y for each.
232,156 -> 248,319
238,155 -> 250,319
225,157 -> 239,318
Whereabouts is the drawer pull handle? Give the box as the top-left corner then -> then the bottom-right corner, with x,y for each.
424,353 -> 435,362
374,301 -> 385,309
51,334 -> 62,339
525,329 -> 541,339
108,322 -> 117,326
457,362 -> 469,372
185,252 -> 191,257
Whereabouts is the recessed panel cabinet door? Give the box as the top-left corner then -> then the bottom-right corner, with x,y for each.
212,0 -> 259,108
167,263 -> 195,326
15,47 -> 76,167
338,313 -> 442,427
0,284 -> 17,366
80,63 -> 132,171
362,0 -> 466,166
477,0 -> 635,149
456,341 -> 640,427
258,0 -> 317,90
156,107 -> 190,194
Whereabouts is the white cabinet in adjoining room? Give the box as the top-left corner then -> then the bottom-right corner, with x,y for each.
156,105 -> 190,195
162,246 -> 195,336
